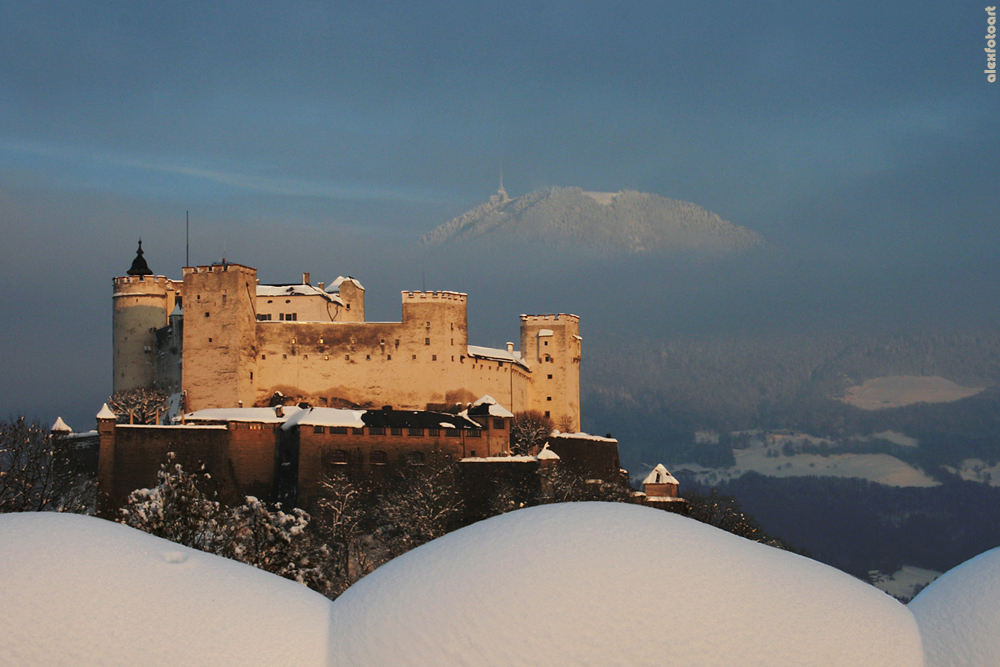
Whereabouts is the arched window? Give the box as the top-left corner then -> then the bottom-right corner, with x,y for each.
370,450 -> 388,465
407,451 -> 425,466
329,450 -> 348,465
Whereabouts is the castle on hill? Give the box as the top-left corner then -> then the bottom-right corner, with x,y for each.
113,242 -> 580,430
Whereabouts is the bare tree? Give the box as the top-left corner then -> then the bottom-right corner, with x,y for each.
374,457 -> 464,559
108,388 -> 169,425
0,416 -> 94,513
510,410 -> 554,455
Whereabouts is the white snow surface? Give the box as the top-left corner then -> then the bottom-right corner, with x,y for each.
96,402 -> 116,420
50,416 -> 72,432
328,502 -> 923,667
184,406 -> 303,423
910,546 -> 1000,667
471,394 -> 515,417
282,407 -> 367,430
0,512 -> 332,667
642,463 -> 679,485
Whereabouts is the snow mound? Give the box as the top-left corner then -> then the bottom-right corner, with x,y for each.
328,502 -> 922,667
910,546 -> 1000,667
0,513 -> 333,667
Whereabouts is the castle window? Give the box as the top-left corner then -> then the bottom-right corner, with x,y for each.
257,314 -> 271,321
197,295 -> 200,300
547,397 -> 552,401
425,338 -> 430,345
425,321 -> 431,328
267,300 -> 273,304
450,339 -> 454,345
249,372 -> 253,381
261,354 -> 266,360
493,419 -> 505,430
208,338 -> 212,343
205,312 -> 210,317
282,354 -> 287,359
412,354 -> 416,360
469,429 -> 481,438
314,426 -> 325,434
445,428 -> 458,437
547,374 -> 553,379
352,427 -> 365,435
428,428 -> 440,437
366,354 -> 371,360
544,411 -> 550,418
432,355 -> 437,361
345,355 -> 350,361
387,354 -> 392,360
325,355 -> 329,360
370,426 -> 385,436
370,450 -> 388,465
330,450 -> 348,464
407,451 -> 425,465
544,341 -> 548,346
395,339 -> 400,347
408,427 -> 423,437
330,426 -> 348,435
319,338 -> 324,344
391,427 -> 403,436
285,299 -> 291,304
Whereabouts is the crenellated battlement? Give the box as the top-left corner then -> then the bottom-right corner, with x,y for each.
402,290 -> 468,303
520,313 -> 580,324
183,263 -> 256,277
113,275 -> 180,293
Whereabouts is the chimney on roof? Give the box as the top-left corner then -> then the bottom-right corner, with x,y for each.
302,272 -> 310,285
506,342 -> 514,353
318,281 -> 325,291
382,405 -> 393,411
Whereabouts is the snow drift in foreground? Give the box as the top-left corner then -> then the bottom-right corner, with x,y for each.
0,513 -> 333,667
911,546 -> 1000,667
329,502 -> 924,667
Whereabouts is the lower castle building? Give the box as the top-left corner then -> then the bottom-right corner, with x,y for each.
113,243 -> 581,429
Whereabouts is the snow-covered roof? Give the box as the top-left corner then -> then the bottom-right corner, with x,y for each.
96,403 -> 116,420
470,395 -> 515,418
51,416 -> 72,432
537,329 -> 554,337
549,431 -> 618,443
467,345 -> 529,369
184,407 -> 304,424
536,445 -> 560,460
325,276 -> 365,293
257,284 -> 343,305
460,455 -> 538,463
281,407 -> 366,431
643,464 -> 679,486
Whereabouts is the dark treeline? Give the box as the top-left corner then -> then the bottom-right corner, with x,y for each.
682,472 -> 1000,578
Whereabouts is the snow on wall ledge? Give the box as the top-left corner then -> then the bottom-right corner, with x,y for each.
0,513 -> 333,667
328,502 -> 924,667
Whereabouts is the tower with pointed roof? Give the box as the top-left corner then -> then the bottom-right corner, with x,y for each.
112,242 -> 182,393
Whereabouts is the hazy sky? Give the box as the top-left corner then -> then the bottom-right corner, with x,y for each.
1,1 -> 997,429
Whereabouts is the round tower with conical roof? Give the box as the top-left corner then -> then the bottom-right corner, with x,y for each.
112,241 -> 182,393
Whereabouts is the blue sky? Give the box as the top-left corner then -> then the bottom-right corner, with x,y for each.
1,1 -> 997,428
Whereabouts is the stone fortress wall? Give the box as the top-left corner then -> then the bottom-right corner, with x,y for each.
113,251 -> 581,430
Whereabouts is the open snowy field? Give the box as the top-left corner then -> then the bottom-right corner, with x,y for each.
839,375 -> 984,410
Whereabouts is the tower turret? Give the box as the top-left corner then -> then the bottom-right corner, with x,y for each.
112,243 -> 180,393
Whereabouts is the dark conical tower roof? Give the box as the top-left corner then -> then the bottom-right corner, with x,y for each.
126,240 -> 153,276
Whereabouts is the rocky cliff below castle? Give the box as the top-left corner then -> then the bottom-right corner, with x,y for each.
420,186 -> 764,255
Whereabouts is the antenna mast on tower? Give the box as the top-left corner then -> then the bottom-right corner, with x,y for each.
185,211 -> 189,267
